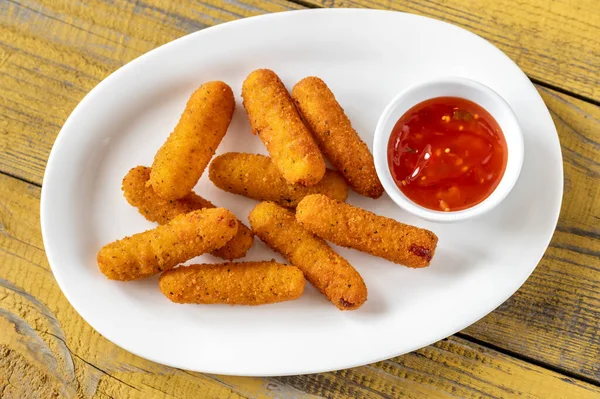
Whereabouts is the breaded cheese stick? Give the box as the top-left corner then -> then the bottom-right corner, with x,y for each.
122,166 -> 253,260
242,69 -> 325,186
159,261 -> 305,305
249,202 -> 367,310
208,153 -> 348,207
97,208 -> 238,281
150,81 -> 235,200
292,77 -> 384,198
296,195 -> 438,268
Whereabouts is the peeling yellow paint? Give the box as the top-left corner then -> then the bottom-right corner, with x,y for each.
1,0 -> 600,398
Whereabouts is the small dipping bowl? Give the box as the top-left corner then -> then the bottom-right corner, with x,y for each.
373,77 -> 524,223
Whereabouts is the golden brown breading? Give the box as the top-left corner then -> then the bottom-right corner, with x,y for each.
241,69 -> 325,186
150,81 -> 235,200
122,166 -> 253,260
208,153 -> 348,207
159,261 -> 305,305
124,166 -> 214,223
292,77 -> 384,198
209,224 -> 253,261
296,195 -> 438,268
97,208 -> 238,281
248,202 -> 367,310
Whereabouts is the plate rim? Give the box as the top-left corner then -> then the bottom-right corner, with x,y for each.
40,8 -> 564,376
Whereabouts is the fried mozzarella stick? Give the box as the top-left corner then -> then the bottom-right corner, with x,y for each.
97,208 -> 238,281
242,69 -> 325,186
122,166 -> 253,260
208,153 -> 348,207
150,81 -> 235,200
249,202 -> 367,310
292,77 -> 384,198
159,261 -> 305,305
296,195 -> 438,268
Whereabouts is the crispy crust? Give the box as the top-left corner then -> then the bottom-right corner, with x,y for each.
97,208 -> 238,281
124,166 -> 214,223
296,195 -> 438,268
208,153 -> 348,207
150,81 -> 235,200
241,69 -> 325,186
159,261 -> 305,305
292,77 -> 384,198
122,166 -> 253,260
248,201 -> 367,310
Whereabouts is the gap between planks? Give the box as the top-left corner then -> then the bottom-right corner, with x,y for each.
5,0 -> 598,387
0,169 -> 41,189
284,0 -> 600,108
455,333 -> 600,388
528,78 -> 600,108
2,156 -> 597,388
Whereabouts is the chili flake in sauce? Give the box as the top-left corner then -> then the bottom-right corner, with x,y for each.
387,97 -> 507,212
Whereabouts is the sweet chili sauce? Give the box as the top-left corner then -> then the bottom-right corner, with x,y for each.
387,97 -> 507,212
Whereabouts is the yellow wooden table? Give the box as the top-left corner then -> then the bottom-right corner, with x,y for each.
1,0 -> 599,397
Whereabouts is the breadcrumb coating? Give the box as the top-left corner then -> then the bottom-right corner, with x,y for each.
242,69 -> 325,186
296,195 -> 438,268
159,261 -> 305,305
292,77 -> 383,198
150,81 -> 235,200
249,201 -> 367,310
122,166 -> 253,260
97,208 -> 238,281
208,153 -> 347,207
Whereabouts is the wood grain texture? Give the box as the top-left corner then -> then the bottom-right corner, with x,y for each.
0,0 -> 303,185
2,0 -> 600,397
463,87 -> 600,382
1,170 -> 599,398
299,0 -> 600,103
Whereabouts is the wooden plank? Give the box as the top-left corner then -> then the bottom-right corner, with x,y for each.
0,173 -> 311,397
299,0 -> 600,103
462,86 -> 600,382
2,0 -> 599,181
0,0 -> 303,184
2,0 -> 599,184
1,172 -> 599,398
2,0 -> 600,392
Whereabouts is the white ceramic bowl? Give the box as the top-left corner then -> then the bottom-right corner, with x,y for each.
373,77 -> 524,223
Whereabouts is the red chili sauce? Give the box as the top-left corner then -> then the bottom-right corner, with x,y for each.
387,97 -> 507,212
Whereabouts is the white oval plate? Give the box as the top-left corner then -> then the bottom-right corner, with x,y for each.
41,9 -> 562,376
